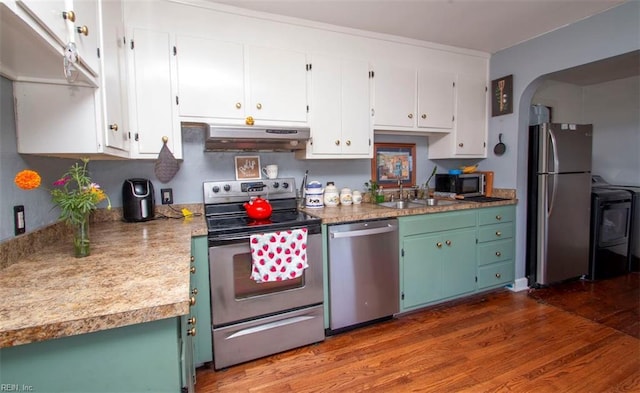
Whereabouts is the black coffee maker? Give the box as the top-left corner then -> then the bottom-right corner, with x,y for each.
122,179 -> 155,222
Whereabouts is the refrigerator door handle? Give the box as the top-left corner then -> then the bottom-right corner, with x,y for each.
548,131 -> 559,216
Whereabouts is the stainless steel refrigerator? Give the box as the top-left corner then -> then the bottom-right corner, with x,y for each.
526,123 -> 593,286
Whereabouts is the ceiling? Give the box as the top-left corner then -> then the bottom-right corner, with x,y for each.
211,0 -> 627,54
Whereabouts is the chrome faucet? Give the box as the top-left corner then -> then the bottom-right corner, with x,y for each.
398,179 -> 404,201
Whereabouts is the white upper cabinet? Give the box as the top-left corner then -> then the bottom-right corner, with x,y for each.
18,0 -> 100,76
417,68 -> 455,129
13,0 -> 129,158
127,27 -> 181,159
176,36 -> 308,126
373,63 -> 455,132
176,35 -> 244,120
299,54 -> 372,159
100,0 -> 128,152
428,74 -> 488,159
372,63 -> 416,128
246,45 -> 308,124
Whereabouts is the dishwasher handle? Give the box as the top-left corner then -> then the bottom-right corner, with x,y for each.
330,224 -> 397,239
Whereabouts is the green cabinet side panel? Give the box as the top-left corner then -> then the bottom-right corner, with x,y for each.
191,235 -> 213,366
0,318 -> 181,393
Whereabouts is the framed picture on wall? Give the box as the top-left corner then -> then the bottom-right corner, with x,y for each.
371,143 -> 416,186
491,74 -> 513,116
234,156 -> 261,180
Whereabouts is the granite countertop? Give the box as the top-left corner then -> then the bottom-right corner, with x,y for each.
302,192 -> 517,224
0,214 -> 207,348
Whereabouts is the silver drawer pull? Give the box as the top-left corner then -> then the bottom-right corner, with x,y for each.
495,273 -> 501,279
495,251 -> 502,257
495,231 -> 502,237
496,215 -> 502,220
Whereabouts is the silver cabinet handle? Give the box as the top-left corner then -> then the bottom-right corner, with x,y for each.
330,225 -> 397,239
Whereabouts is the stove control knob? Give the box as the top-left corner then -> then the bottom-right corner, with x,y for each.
223,184 -> 231,192
273,182 -> 280,189
212,185 -> 220,193
282,182 -> 289,189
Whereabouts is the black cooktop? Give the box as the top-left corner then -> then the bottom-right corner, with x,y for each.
463,196 -> 511,203
206,210 -> 321,238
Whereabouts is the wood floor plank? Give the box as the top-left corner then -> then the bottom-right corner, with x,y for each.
197,275 -> 640,392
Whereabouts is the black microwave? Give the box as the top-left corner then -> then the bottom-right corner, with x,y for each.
435,173 -> 485,197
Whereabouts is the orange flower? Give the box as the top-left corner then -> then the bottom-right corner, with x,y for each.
14,169 -> 42,190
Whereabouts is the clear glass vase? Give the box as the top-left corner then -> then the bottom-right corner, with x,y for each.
73,214 -> 90,258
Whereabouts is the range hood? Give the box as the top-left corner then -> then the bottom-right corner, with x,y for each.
205,125 -> 310,152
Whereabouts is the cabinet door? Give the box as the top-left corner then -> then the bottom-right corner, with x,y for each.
309,55 -> 342,154
100,0 -> 128,152
176,35 -> 245,120
72,0 -> 99,75
128,28 -> 179,157
441,229 -> 476,298
341,58 -> 372,156
308,55 -> 371,157
417,69 -> 454,129
455,75 -> 487,156
402,233 -> 442,309
190,236 -> 212,366
17,0 -> 69,46
373,63 -> 415,128
246,45 -> 307,123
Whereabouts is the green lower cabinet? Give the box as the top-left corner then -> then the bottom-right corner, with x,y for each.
400,211 -> 478,312
190,236 -> 213,366
0,318 -> 183,393
476,206 -> 516,290
399,205 -> 517,312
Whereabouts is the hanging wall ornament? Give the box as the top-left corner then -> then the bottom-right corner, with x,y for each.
154,136 -> 180,183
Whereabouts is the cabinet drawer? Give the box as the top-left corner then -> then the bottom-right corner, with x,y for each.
477,223 -> 514,243
478,206 -> 515,226
400,211 -> 476,236
477,261 -> 514,289
477,239 -> 514,266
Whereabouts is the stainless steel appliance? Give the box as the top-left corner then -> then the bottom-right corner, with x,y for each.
435,173 -> 485,197
591,175 -> 638,273
327,219 -> 399,333
526,123 -> 593,286
589,187 -> 632,279
204,178 -> 324,369
122,178 -> 155,222
205,125 -> 310,151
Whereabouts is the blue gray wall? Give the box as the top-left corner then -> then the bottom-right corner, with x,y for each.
484,1 -> 640,279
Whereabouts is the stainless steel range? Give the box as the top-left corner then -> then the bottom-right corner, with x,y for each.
203,178 -> 324,370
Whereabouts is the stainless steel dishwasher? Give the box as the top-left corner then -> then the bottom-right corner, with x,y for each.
327,219 -> 399,333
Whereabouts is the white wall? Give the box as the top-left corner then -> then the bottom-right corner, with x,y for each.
584,76 -> 640,186
487,1 -> 640,279
531,81 -> 584,124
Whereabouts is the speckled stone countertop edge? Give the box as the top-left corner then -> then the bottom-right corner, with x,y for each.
0,204 -> 206,348
302,189 -> 518,224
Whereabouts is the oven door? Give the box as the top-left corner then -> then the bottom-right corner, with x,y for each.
597,200 -> 632,248
209,228 -> 323,326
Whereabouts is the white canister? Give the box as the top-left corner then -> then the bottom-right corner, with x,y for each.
352,190 -> 362,204
340,188 -> 353,206
323,182 -> 340,207
305,181 -> 324,208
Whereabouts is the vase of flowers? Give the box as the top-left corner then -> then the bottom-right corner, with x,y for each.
14,158 -> 111,258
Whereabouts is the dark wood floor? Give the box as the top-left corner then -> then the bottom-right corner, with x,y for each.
196,273 -> 640,392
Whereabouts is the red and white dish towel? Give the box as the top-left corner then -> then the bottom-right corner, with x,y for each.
250,228 -> 308,283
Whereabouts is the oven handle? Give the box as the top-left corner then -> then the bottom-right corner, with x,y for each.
226,315 -> 316,339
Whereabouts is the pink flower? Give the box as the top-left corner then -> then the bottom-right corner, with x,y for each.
53,176 -> 71,186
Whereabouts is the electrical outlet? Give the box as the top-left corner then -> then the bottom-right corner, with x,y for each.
14,205 -> 25,235
161,188 -> 173,205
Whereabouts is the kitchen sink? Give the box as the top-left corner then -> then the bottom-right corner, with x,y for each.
379,199 -> 461,209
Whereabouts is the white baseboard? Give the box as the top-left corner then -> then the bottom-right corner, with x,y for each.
507,277 -> 529,292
